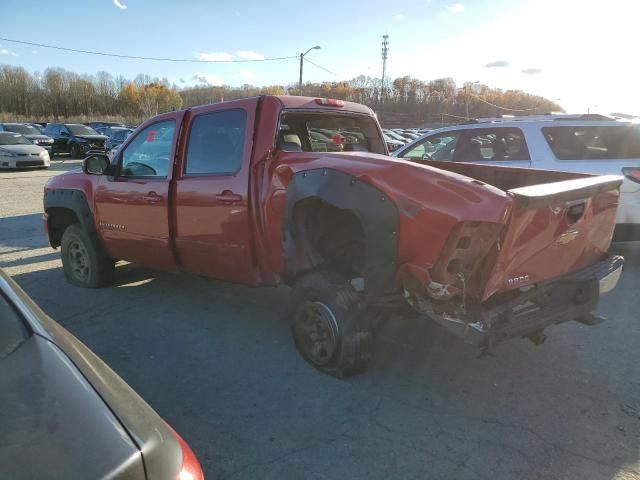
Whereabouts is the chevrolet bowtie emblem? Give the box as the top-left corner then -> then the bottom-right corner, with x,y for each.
557,229 -> 579,245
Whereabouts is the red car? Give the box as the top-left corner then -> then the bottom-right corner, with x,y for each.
43,96 -> 624,377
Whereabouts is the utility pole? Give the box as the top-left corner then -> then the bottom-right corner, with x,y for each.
464,85 -> 469,119
299,45 -> 321,95
381,34 -> 389,101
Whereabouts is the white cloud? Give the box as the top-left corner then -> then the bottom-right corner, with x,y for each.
446,3 -> 465,13
0,48 -> 18,57
192,74 -> 224,86
238,68 -> 255,81
196,52 -> 234,62
395,13 -> 405,20
112,0 -> 128,10
235,50 -> 265,60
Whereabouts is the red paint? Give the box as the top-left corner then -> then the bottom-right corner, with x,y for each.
44,96 -> 621,304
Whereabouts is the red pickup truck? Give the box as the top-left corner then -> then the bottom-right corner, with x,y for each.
43,96 -> 624,377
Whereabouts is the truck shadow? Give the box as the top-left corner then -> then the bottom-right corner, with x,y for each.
8,245 -> 640,480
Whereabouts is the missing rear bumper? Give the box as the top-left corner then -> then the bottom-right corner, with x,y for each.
420,255 -> 624,347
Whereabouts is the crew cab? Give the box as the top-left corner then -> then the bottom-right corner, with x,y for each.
43,96 -> 624,377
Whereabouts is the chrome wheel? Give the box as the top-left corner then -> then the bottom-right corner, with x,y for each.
293,301 -> 339,366
68,240 -> 90,282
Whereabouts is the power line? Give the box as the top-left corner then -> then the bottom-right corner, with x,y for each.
0,37 -> 298,63
304,58 -> 338,76
469,92 -> 538,112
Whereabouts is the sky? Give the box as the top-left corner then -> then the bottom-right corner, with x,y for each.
1,0 -> 639,115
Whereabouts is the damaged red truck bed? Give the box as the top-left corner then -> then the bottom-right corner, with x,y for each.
42,96 -> 624,377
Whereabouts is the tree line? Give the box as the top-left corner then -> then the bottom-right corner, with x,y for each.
0,64 -> 563,126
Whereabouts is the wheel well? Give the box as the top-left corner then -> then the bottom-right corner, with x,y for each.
46,207 -> 79,248
293,199 -> 365,280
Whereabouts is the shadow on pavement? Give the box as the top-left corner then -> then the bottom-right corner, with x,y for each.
0,213 -> 48,251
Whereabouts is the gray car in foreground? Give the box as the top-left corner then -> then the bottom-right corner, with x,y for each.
0,268 -> 204,480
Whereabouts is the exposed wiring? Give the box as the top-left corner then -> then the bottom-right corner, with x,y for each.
0,37 -> 298,63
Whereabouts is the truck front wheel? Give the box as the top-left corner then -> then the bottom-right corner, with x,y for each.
289,271 -> 371,377
61,224 -> 114,288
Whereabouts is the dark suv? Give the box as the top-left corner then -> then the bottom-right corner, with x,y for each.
44,123 -> 108,158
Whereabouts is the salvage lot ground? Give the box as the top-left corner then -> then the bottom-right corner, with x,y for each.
1,159 -> 639,480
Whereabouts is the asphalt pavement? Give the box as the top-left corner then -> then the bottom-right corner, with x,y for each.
1,159 -> 639,480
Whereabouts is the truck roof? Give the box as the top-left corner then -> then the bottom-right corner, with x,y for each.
188,95 -> 374,116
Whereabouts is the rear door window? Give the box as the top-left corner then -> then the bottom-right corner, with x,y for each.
454,128 -> 530,162
184,109 -> 247,175
542,125 -> 640,160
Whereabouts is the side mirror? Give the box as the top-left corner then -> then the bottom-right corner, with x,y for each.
83,154 -> 110,175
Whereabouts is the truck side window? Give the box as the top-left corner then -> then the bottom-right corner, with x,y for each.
185,109 -> 247,175
120,120 -> 175,178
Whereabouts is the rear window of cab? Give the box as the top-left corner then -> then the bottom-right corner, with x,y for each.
277,112 -> 386,155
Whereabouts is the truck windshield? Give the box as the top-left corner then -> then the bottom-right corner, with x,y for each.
277,112 -> 386,154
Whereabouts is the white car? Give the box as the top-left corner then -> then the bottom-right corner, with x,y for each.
0,132 -> 51,169
392,114 -> 640,240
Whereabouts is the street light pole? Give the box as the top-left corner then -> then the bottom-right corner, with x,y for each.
299,45 -> 321,95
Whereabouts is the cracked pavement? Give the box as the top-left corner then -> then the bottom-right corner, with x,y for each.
1,160 -> 639,479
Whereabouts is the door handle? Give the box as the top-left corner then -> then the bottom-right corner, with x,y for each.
215,191 -> 242,203
143,191 -> 164,203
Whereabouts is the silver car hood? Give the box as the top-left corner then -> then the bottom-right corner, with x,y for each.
0,144 -> 45,155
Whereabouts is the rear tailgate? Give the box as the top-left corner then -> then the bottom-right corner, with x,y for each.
482,175 -> 622,300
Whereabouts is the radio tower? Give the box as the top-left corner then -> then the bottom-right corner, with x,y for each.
381,34 -> 389,101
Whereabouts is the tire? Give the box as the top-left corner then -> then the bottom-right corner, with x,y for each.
289,271 -> 371,377
71,144 -> 81,158
61,224 -> 114,288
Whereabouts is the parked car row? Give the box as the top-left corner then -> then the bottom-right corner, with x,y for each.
382,127 -> 431,151
0,121 -> 138,168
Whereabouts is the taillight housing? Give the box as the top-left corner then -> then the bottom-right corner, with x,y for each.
430,222 -> 503,297
622,167 -> 640,184
168,425 -> 204,480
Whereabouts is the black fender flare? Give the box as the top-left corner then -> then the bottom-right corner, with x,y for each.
283,168 -> 399,296
44,189 -> 101,249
